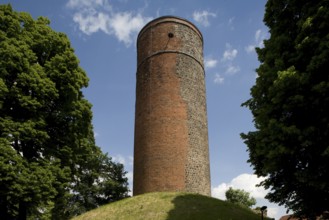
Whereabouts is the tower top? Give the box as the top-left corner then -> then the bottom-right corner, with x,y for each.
137,16 -> 203,43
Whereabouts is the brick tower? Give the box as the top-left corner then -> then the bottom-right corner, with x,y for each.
133,16 -> 210,196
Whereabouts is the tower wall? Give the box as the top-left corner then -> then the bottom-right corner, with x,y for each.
133,16 -> 210,196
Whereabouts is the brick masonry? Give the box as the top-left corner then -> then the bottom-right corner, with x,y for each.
133,16 -> 210,196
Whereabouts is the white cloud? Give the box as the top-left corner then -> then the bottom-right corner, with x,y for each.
212,173 -> 268,200
204,57 -> 218,69
222,48 -> 238,61
245,29 -> 268,54
94,131 -> 100,138
109,12 -> 151,45
245,45 -> 255,53
112,154 -> 126,165
193,10 -> 216,27
255,29 -> 262,42
126,171 -> 133,183
212,182 -> 228,199
112,154 -> 134,168
211,173 -> 288,219
230,173 -> 267,198
66,0 -> 152,46
128,156 -> 134,166
228,17 -> 235,30
72,11 -> 110,35
126,171 -> 133,196
214,73 -> 224,85
66,0 -> 108,9
225,64 -> 240,75
267,207 -> 279,219
219,44 -> 239,75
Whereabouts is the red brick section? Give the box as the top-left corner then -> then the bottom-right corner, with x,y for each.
133,16 -> 210,196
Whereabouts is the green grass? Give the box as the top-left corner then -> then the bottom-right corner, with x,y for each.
72,192 -> 271,220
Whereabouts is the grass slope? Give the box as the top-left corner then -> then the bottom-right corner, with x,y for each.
72,192 -> 270,220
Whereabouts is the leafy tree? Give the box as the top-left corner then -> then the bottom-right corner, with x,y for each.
64,153 -> 129,216
241,0 -> 329,218
225,187 -> 256,208
0,4 -> 128,219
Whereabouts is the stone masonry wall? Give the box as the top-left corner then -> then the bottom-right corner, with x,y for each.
133,16 -> 210,196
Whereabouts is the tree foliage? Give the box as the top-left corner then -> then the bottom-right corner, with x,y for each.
225,187 -> 256,208
0,5 -> 128,219
241,0 -> 329,218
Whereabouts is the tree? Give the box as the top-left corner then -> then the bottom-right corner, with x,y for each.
241,0 -> 329,218
0,5 -> 128,219
225,187 -> 256,208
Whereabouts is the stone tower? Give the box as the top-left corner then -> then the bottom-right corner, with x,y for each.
133,16 -> 210,196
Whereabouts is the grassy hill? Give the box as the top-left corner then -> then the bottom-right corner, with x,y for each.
72,192 -> 271,220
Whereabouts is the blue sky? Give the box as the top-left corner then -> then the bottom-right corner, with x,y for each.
2,0 -> 287,218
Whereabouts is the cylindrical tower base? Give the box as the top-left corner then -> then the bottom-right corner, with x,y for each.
133,16 -> 210,196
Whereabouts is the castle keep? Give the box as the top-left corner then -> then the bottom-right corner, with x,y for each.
133,16 -> 210,196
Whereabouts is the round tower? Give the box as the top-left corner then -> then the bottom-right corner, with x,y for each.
133,16 -> 210,196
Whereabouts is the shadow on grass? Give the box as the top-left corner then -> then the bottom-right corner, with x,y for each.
166,193 -> 270,220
